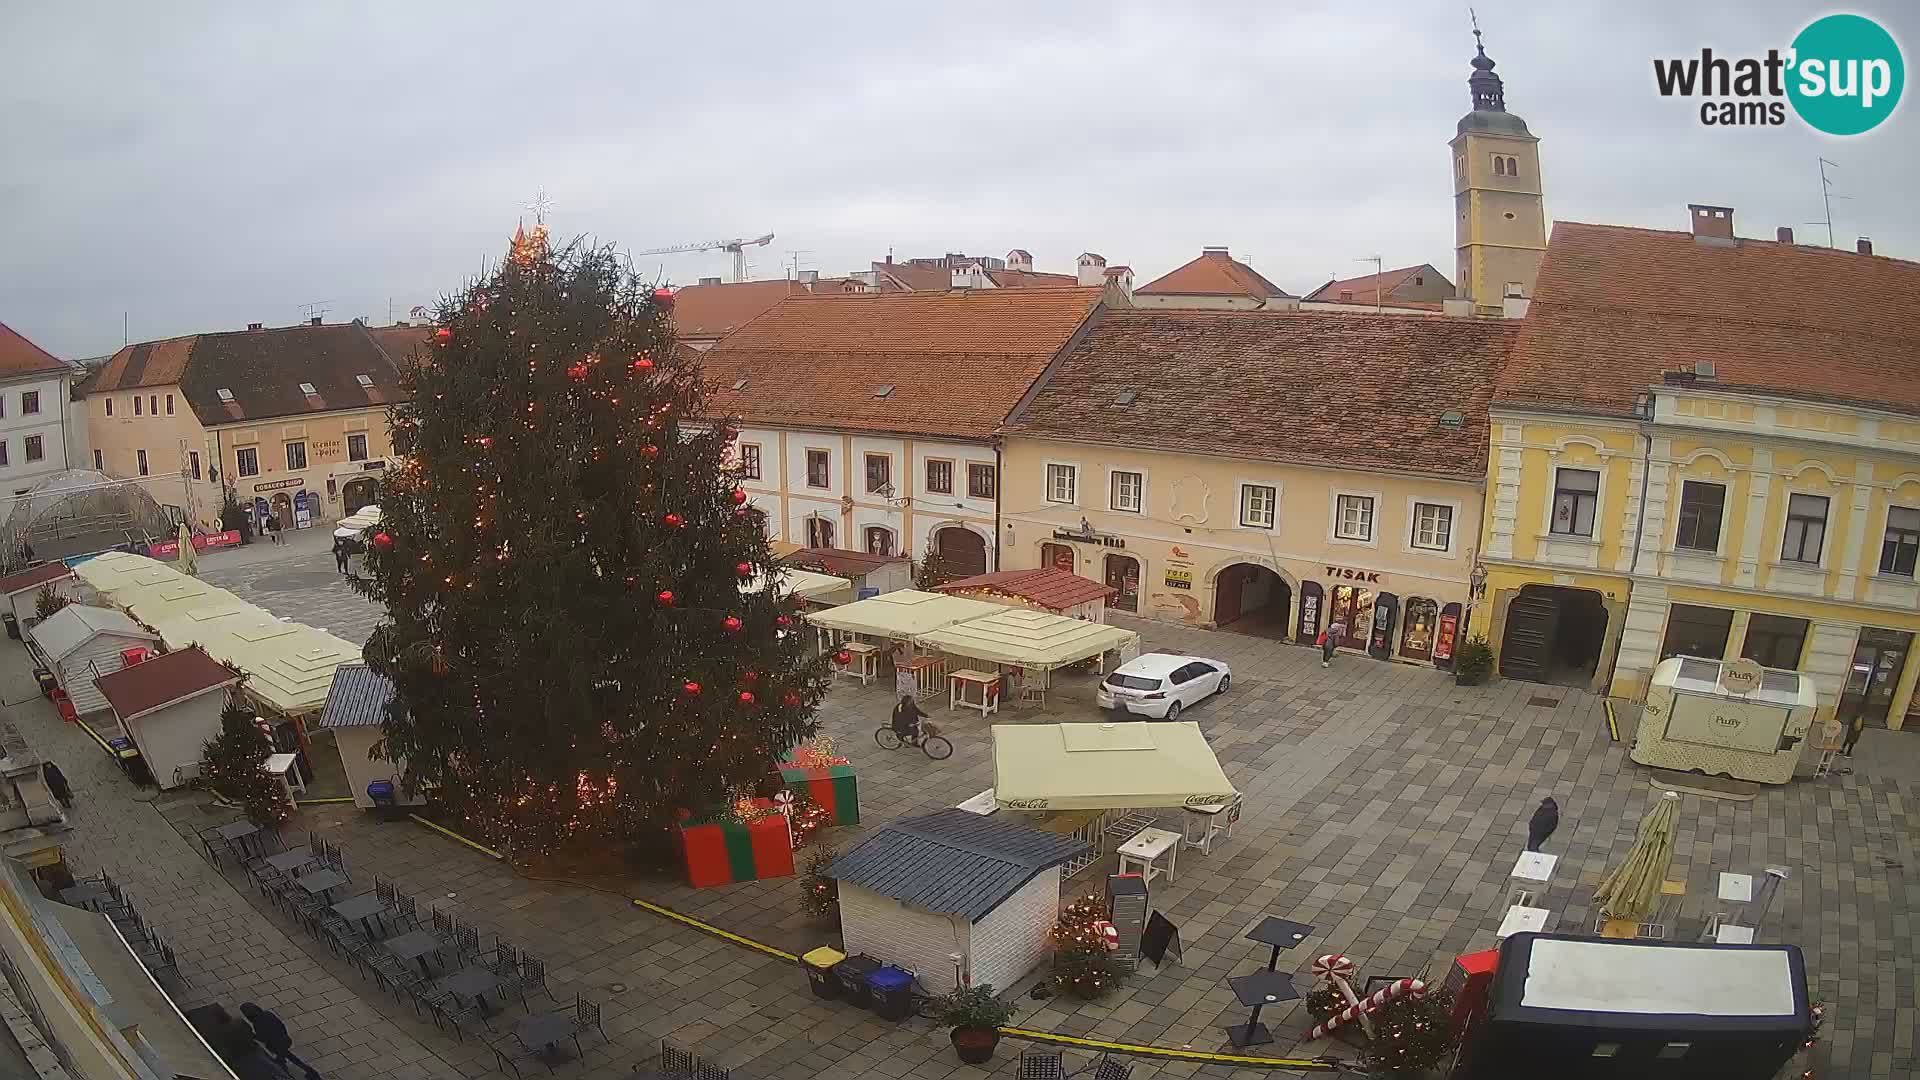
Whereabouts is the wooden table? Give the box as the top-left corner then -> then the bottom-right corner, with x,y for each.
1714,924 -> 1756,944
384,928 -> 445,976
1224,970 -> 1298,1048
900,655 -> 946,700
836,641 -> 879,686
1117,826 -> 1182,884
1182,796 -> 1241,854
947,669 -> 1000,718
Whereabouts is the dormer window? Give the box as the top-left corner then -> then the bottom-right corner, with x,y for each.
298,382 -> 317,395
216,388 -> 235,403
355,373 -> 374,389
873,385 -> 895,399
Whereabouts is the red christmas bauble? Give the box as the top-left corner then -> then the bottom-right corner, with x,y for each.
632,355 -> 655,373
434,328 -> 452,344
723,616 -> 743,633
477,436 -> 493,448
682,681 -> 701,696
656,590 -> 675,606
733,507 -> 749,519
642,445 -> 659,459
731,489 -> 748,505
834,650 -> 852,666
652,287 -> 675,309
663,513 -> 684,528
738,691 -> 755,705
370,531 -> 394,552
775,615 -> 791,628
783,691 -> 801,707
741,671 -> 759,684
735,561 -> 753,577
567,362 -> 590,381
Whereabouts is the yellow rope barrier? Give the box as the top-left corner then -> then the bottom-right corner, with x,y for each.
1605,699 -> 1620,742
407,814 -> 504,860
999,1027 -> 1337,1070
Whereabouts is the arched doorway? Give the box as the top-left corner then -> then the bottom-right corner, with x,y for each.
935,525 -> 987,577
270,492 -> 293,531
342,477 -> 377,515
1040,542 -> 1075,573
1103,553 -> 1140,613
1500,584 -> 1609,687
1213,563 -> 1293,637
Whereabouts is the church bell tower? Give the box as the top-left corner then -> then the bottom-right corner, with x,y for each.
1450,26 -> 1547,315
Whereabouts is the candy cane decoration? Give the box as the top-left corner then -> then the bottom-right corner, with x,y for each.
1306,978 -> 1428,1042
1311,954 -> 1368,1034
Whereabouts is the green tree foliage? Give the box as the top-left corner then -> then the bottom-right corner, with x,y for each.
34,583 -> 71,620
914,536 -> 959,590
200,696 -> 292,828
353,237 -> 831,855
1048,895 -> 1121,999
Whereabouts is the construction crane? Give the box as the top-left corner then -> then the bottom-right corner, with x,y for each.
632,233 -> 775,283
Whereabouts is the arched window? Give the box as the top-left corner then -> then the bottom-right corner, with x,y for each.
1493,156 -> 1506,176
864,526 -> 894,556
1506,156 -> 1519,176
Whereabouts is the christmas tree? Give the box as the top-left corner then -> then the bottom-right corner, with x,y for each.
1048,895 -> 1121,999
200,696 -> 293,828
353,231 -> 831,857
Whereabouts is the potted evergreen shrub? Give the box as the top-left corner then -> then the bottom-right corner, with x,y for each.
1454,636 -> 1494,687
941,984 -> 1014,1065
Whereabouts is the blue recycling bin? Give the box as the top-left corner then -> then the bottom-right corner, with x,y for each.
867,966 -> 915,1021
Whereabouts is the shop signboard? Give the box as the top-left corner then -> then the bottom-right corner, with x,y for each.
1666,693 -> 1792,754
1164,568 -> 1193,590
147,530 -> 243,559
254,477 -> 304,493
1297,583 -> 1322,644
1434,613 -> 1459,661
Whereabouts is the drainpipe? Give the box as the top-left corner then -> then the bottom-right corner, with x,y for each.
992,438 -> 1004,572
1627,394 -> 1655,577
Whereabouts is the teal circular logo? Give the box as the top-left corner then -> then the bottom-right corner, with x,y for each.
1788,14 -> 1904,135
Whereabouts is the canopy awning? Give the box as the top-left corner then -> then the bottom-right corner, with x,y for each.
742,567 -> 853,602
804,589 -> 1004,640
916,607 -> 1137,671
992,721 -> 1236,811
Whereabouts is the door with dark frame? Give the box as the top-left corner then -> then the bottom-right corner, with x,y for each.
1105,554 -> 1140,613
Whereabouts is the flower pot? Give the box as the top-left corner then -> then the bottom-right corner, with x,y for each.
1455,669 -> 1484,687
951,1026 -> 999,1065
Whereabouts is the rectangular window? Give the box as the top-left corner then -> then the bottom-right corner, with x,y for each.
864,453 -> 891,494
137,449 -> 149,476
737,443 -> 761,480
1240,484 -> 1276,529
1335,494 -> 1374,541
189,451 -> 201,480
1659,604 -> 1734,662
865,527 -> 894,556
1781,493 -> 1828,564
347,433 -> 369,462
165,393 -> 175,415
1550,468 -> 1601,537
967,462 -> 996,499
236,447 -> 259,478
285,441 -> 308,471
805,516 -> 835,548
1880,506 -> 1920,577
23,436 -> 43,462
92,448 -> 103,471
1411,502 -> 1453,551
1674,481 -> 1727,552
134,395 -> 143,416
925,459 -> 954,495
105,398 -> 112,417
805,449 -> 830,489
1109,470 -> 1143,513
0,442 -> 9,467
1742,614 -> 1810,669
149,394 -> 157,415
21,391 -> 39,416
1046,463 -> 1077,504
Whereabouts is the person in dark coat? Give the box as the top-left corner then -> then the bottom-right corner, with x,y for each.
333,537 -> 350,574
42,762 -> 73,810
240,1002 -> 321,1080
1525,796 -> 1560,852
890,694 -> 927,744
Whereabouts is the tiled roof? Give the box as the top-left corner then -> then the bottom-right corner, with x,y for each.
1499,222 -> 1920,418
87,322 -> 407,425
0,321 -> 69,378
780,547 -> 909,577
27,605 -> 157,665
701,288 -> 1105,439
313,663 -> 397,730
1136,249 -> 1293,299
988,270 -> 1080,288
826,808 -> 1089,922
934,568 -> 1114,610
871,262 -> 954,292
1009,310 -> 1516,480
1304,265 -> 1445,304
671,279 -> 808,341
95,646 -> 238,722
366,325 -> 433,369
0,563 -> 74,597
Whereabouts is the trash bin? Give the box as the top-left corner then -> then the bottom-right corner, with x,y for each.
834,954 -> 881,1008
801,946 -> 846,1000
366,780 -> 397,808
33,668 -> 56,697
868,966 -> 915,1021
3,612 -> 17,639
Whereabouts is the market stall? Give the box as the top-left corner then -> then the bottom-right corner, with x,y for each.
25,605 -> 160,716
740,567 -> 852,605
915,606 -> 1139,705
933,567 -> 1115,622
96,647 -> 241,790
779,547 -> 911,598
805,589 -> 1004,683
1631,657 -> 1819,784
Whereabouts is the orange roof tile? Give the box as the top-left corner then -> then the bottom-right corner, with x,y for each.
0,321 -> 72,378
934,567 -> 1114,610
872,263 -> 955,292
91,335 -> 197,392
670,279 -> 807,340
1010,310 -> 1515,480
1136,249 -> 1292,299
88,322 -> 408,424
988,269 -> 1080,288
1499,222 -> 1920,418
1304,265 -> 1445,304
701,288 -> 1105,440
367,324 -> 433,368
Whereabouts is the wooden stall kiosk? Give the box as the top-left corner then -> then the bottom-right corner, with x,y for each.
1631,658 -> 1820,784
932,567 -> 1115,623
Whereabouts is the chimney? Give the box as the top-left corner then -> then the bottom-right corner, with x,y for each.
1503,294 -> 1531,319
698,276 -> 721,286
1777,226 -> 1794,244
1202,246 -> 1231,257
309,316 -> 323,326
1076,252 -> 1107,287
797,269 -> 819,284
247,322 -> 264,331
1102,265 -> 1134,302
1688,204 -> 1736,246
1442,297 -> 1474,318
1858,237 -> 1874,256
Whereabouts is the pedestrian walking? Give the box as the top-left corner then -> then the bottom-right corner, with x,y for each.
240,1002 -> 321,1080
1319,620 -> 1347,668
42,761 -> 73,810
1525,796 -> 1560,852
1843,713 -> 1867,756
332,537 -> 350,574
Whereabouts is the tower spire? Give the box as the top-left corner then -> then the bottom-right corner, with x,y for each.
1468,9 -> 1507,112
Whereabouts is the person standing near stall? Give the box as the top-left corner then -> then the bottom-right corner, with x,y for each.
1319,619 -> 1347,669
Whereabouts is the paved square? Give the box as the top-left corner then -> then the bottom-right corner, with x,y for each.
24,541 -> 1912,1078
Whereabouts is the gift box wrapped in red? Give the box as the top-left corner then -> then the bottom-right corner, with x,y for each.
778,761 -> 859,826
678,799 -> 795,888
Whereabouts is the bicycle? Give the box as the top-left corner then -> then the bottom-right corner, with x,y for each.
874,721 -> 953,760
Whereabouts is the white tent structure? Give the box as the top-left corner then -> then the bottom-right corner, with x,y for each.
991,722 -> 1236,811
916,607 -> 1138,674
804,589 -> 1004,640
333,504 -> 381,539
741,567 -> 852,604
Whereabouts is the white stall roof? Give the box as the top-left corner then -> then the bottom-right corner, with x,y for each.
1520,937 -> 1799,1017
805,589 -> 1003,640
917,607 -> 1138,672
992,721 -> 1236,811
741,567 -> 852,602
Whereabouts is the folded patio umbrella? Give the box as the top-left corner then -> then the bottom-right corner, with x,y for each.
1593,790 -> 1681,922
177,523 -> 198,577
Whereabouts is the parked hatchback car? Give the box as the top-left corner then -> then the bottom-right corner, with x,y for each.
1095,652 -> 1231,720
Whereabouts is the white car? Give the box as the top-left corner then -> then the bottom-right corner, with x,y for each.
1095,653 -> 1232,720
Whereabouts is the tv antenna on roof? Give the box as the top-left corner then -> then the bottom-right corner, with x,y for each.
1354,255 -> 1384,314
299,300 -> 332,323
1807,158 -> 1850,248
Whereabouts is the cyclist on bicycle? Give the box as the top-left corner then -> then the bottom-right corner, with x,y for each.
891,694 -> 928,745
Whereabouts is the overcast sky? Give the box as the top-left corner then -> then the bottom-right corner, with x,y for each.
4,1 -> 1914,359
